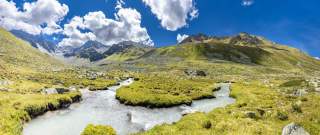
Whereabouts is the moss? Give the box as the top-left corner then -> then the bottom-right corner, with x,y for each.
0,92 -> 81,135
116,72 -> 216,107
81,124 -> 116,135
137,81 -> 320,135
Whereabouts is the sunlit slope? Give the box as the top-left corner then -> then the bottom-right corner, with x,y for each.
139,36 -> 320,71
0,28 -> 63,72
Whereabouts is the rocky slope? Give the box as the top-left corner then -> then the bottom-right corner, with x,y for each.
64,40 -> 109,61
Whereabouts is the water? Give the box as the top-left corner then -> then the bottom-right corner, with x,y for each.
23,79 -> 235,135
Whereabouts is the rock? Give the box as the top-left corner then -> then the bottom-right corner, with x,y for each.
184,70 -> 207,77
127,111 -> 133,122
43,88 -> 58,94
277,112 -> 289,121
55,88 -> 70,94
245,111 -> 257,119
68,86 -> 77,92
292,89 -> 307,97
180,105 -> 198,116
0,80 -> 12,86
43,88 -> 70,94
0,87 -> 9,92
282,123 -> 310,135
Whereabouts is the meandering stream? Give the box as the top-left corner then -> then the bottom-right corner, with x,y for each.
23,78 -> 235,135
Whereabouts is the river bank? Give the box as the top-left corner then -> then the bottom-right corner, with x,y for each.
23,79 -> 235,135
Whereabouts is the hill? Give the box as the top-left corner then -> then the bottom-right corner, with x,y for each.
0,28 -> 64,72
137,33 -> 320,72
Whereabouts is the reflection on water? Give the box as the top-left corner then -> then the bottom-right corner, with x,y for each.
23,79 -> 235,135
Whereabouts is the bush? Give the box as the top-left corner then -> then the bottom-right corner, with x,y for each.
81,124 -> 116,135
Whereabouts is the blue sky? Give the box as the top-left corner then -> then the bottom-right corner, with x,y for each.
1,0 -> 319,57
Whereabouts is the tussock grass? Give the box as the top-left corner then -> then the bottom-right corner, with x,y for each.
81,124 -> 116,135
137,81 -> 320,135
0,92 -> 81,135
116,72 -> 216,107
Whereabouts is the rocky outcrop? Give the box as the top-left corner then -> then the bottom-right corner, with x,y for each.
282,123 -> 310,135
229,32 -> 263,46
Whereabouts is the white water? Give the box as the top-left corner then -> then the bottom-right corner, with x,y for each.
23,78 -> 235,135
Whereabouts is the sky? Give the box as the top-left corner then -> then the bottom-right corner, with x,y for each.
0,0 -> 319,58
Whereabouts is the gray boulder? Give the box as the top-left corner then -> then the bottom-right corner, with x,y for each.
43,88 -> 70,94
282,123 -> 310,135
184,70 -> 207,77
43,88 -> 58,94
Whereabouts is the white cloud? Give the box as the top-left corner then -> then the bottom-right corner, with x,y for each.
242,0 -> 254,6
315,57 -> 320,60
59,2 -> 153,47
142,0 -> 198,31
177,34 -> 189,43
58,16 -> 96,47
0,0 -> 68,35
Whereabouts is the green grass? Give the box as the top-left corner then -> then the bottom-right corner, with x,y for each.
116,72 -> 217,107
0,92 -> 81,135
136,81 -> 320,135
81,124 -> 116,135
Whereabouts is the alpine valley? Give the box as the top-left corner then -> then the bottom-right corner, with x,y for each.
1,26 -> 319,135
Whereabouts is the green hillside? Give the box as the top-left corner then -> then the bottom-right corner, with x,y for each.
0,28 -> 64,71
138,34 -> 320,72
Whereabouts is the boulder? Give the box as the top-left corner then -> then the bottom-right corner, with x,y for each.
245,111 -> 257,119
43,88 -> 70,94
184,70 -> 207,77
0,80 -> 12,86
43,88 -> 58,94
282,123 -> 310,135
55,88 -> 70,94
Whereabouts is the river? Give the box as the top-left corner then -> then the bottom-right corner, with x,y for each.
23,78 -> 235,135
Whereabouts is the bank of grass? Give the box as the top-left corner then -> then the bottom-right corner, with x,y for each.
116,73 -> 217,107
137,81 -> 320,135
81,124 -> 116,135
1,69 -> 117,93
0,92 -> 81,135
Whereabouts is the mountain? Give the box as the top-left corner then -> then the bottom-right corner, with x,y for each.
64,40 -> 109,61
0,28 -> 63,71
10,30 -> 57,54
138,33 -> 320,71
103,41 -> 154,61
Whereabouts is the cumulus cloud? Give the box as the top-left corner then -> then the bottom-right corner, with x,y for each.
177,34 -> 189,43
59,1 -> 153,47
58,16 -> 96,47
142,0 -> 198,31
242,0 -> 254,6
315,57 -> 320,60
0,0 -> 68,35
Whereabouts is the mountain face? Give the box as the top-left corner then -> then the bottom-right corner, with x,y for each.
103,41 -> 154,61
104,41 -> 152,56
64,40 -> 109,61
63,41 -> 152,62
10,30 -> 57,54
137,33 -> 320,71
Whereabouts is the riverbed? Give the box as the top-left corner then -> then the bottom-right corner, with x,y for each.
23,78 -> 235,135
